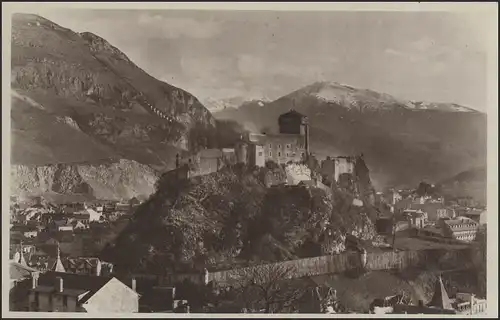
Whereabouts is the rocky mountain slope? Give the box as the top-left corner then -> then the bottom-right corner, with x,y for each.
10,13 -> 217,200
11,159 -> 158,202
215,81 -> 487,190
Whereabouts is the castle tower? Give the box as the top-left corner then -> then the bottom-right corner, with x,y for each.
278,109 -> 310,159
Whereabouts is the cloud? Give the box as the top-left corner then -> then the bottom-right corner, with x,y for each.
385,48 -> 403,56
136,13 -> 222,39
411,37 -> 436,52
237,55 -> 265,78
384,37 -> 465,65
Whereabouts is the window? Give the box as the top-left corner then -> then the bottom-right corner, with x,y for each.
278,152 -> 281,157
286,144 -> 291,149
278,144 -> 281,149
269,152 -> 272,157
286,153 -> 289,157
63,295 -> 68,307
269,144 -> 272,148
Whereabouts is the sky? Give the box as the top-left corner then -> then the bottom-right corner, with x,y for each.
21,8 -> 491,111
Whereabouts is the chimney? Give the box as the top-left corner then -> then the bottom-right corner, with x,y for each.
31,273 -> 39,289
170,287 -> 175,301
56,276 -> 63,293
131,278 -> 137,292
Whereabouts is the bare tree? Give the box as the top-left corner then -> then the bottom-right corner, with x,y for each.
230,263 -> 307,313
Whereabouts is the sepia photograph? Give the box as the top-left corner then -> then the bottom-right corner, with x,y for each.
2,2 -> 497,317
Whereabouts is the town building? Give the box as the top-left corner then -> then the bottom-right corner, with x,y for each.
454,292 -> 487,315
392,276 -> 457,314
63,257 -> 106,276
404,209 -> 427,229
440,216 -> 479,242
139,286 -> 191,313
428,276 -> 454,310
28,272 -> 139,313
463,208 -> 487,225
235,109 -> 310,167
406,202 -> 454,221
455,196 -> 480,208
10,261 -> 41,311
10,224 -> 38,238
73,208 -> 102,222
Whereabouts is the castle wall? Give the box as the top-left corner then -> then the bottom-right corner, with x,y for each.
235,143 -> 248,165
263,134 -> 306,165
334,157 -> 355,182
248,144 -> 265,168
320,157 -> 356,184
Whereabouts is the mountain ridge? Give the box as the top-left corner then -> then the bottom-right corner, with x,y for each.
10,13 -> 217,200
214,81 -> 486,191
281,81 -> 481,113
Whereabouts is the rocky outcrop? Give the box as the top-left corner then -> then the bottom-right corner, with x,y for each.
11,159 -> 159,201
285,163 -> 312,185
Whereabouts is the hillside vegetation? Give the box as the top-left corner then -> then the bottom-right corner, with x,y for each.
103,164 -> 378,274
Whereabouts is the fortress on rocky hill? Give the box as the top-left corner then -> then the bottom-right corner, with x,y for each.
173,109 -> 365,188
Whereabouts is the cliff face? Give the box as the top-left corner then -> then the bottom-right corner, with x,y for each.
10,13 -> 217,200
11,159 -> 159,201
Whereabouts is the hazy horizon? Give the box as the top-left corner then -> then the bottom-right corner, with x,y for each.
17,9 -> 490,112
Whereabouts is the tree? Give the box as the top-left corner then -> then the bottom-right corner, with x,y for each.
228,263 -> 308,313
416,181 -> 435,197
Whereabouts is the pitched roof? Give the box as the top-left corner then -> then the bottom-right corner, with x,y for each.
36,271 -> 112,296
65,257 -> 100,269
198,148 -> 223,159
51,245 -> 66,273
443,217 -> 479,231
279,109 -> 306,120
427,276 -> 453,310
10,261 -> 39,281
35,272 -> 139,308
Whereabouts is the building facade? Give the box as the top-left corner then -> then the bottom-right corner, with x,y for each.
320,156 -> 357,184
404,209 -> 427,229
440,217 -> 479,242
29,272 -> 139,313
235,109 -> 310,167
